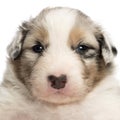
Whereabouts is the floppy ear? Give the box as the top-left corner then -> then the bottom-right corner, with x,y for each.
95,32 -> 117,65
7,23 -> 29,60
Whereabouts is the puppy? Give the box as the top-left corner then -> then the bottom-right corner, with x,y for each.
0,7 -> 120,120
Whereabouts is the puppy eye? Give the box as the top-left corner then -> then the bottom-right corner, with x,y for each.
32,43 -> 44,53
76,45 -> 89,54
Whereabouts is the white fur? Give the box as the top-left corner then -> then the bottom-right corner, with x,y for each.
1,73 -> 120,120
0,7 -> 120,120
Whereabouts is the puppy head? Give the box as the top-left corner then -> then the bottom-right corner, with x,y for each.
7,7 -> 117,104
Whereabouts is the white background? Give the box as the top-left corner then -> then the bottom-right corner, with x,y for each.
0,0 -> 120,82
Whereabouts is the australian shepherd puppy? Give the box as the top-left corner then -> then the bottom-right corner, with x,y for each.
0,7 -> 120,120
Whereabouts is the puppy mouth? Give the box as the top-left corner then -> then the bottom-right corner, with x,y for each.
41,87 -> 85,105
45,84 -> 77,100
50,89 -> 69,96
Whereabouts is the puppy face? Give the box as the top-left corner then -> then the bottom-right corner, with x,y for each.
7,7 -> 117,104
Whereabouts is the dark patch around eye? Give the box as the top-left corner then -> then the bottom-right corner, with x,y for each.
83,50 -> 98,59
95,33 -> 109,57
75,44 -> 97,59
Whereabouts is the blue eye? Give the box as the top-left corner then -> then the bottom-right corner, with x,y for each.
76,45 -> 89,53
32,43 -> 44,53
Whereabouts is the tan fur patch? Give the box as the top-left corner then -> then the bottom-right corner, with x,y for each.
82,57 -> 108,89
23,25 -> 48,49
69,28 -> 85,47
68,26 -> 107,89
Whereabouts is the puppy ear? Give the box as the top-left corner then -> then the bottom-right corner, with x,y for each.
95,33 -> 117,65
7,23 -> 29,60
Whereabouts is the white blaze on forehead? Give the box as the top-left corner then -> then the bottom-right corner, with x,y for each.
35,8 -> 84,76
43,8 -> 78,47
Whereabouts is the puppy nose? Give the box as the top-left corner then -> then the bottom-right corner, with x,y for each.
48,74 -> 67,89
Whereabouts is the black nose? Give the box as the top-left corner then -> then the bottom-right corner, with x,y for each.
48,74 -> 67,89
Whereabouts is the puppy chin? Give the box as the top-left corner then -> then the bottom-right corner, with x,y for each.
42,95 -> 81,105
32,91 -> 81,105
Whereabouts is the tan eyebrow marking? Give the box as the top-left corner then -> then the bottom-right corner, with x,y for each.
23,26 -> 48,49
69,28 -> 85,47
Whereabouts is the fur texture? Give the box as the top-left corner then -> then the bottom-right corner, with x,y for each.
0,7 -> 120,120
